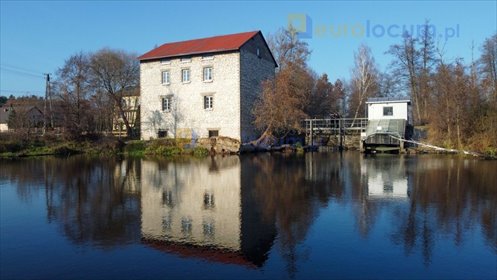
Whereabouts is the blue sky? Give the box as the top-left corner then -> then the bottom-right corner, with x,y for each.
1,1 -> 496,97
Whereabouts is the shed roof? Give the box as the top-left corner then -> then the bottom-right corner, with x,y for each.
366,97 -> 411,104
138,31 -> 276,65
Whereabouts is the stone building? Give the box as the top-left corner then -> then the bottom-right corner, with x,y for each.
138,31 -> 277,142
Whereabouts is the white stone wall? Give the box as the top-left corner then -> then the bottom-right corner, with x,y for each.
140,52 -> 241,140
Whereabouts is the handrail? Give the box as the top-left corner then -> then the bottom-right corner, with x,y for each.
303,118 -> 368,131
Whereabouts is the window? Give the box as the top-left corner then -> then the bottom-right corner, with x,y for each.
160,59 -> 171,64
383,106 -> 393,116
257,48 -> 261,58
202,55 -> 214,60
158,129 -> 168,138
208,130 -> 218,138
181,217 -> 192,235
203,192 -> 215,209
162,190 -> 174,207
203,67 -> 213,81
181,69 -> 190,83
204,96 -> 213,110
161,70 -> 170,84
203,221 -> 215,237
162,96 -> 172,112
162,215 -> 172,231
180,57 -> 191,63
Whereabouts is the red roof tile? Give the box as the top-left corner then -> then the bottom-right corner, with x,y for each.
138,31 -> 260,61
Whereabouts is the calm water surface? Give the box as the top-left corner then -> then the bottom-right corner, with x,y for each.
1,153 -> 496,279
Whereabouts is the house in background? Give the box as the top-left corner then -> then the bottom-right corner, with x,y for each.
0,107 -> 10,132
138,30 -> 277,143
361,97 -> 412,153
112,87 -> 140,138
0,105 -> 44,132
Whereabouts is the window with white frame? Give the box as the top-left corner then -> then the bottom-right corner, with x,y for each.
203,67 -> 213,82
181,69 -> 190,83
161,70 -> 170,84
180,57 -> 191,63
202,55 -> 214,60
160,59 -> 171,64
204,95 -> 213,110
162,96 -> 172,112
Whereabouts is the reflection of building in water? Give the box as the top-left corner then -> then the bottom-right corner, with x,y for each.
114,159 -> 142,195
140,157 -> 275,267
361,156 -> 411,199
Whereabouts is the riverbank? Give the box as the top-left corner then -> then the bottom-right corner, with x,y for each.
0,135 -> 495,159
0,137 -> 210,158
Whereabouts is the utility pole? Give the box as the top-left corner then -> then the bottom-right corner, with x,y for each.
43,73 -> 50,134
43,73 -> 53,131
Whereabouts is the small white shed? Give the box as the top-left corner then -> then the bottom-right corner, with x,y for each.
361,97 -> 412,153
366,97 -> 412,123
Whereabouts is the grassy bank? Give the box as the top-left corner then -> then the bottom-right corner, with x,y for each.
0,137 -> 209,159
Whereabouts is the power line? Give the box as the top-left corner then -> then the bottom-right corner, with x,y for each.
0,63 -> 43,76
0,66 -> 44,79
0,89 -> 44,94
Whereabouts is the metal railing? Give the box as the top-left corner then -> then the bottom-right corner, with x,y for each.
304,118 -> 368,132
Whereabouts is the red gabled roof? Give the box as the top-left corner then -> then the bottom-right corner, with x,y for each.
142,238 -> 258,268
138,31 -> 261,61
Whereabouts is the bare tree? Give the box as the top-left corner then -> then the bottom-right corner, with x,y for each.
55,52 -> 93,137
387,32 -> 422,123
90,49 -> 139,137
480,34 -> 497,101
348,44 -> 379,123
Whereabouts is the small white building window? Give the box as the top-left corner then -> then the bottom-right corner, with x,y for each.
203,67 -> 213,82
383,106 -> 393,116
181,69 -> 190,83
160,59 -> 171,64
162,96 -> 172,112
202,55 -> 214,60
161,70 -> 170,84
204,96 -> 213,110
180,57 -> 191,63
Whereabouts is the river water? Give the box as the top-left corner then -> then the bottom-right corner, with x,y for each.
1,153 -> 496,279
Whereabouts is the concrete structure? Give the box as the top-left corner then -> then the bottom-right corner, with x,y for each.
138,31 -> 277,142
362,97 -> 412,153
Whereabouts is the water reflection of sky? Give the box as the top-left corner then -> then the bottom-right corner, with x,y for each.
0,154 -> 495,279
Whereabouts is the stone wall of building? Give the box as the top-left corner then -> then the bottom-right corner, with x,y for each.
140,52 -> 241,140
239,33 -> 276,143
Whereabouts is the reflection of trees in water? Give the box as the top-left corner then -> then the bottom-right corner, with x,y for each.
244,153 -> 345,278
1,156 -> 142,248
357,156 -> 497,264
2,153 -> 495,272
